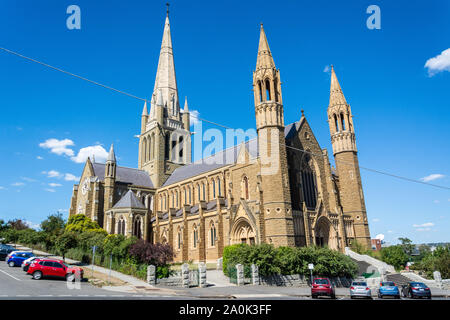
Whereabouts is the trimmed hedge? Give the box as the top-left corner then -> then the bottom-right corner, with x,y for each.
223,244 -> 358,278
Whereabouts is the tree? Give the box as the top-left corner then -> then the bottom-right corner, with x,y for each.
65,214 -> 106,234
55,232 -> 78,261
0,219 -> 9,232
7,219 -> 29,230
398,237 -> 414,258
381,245 -> 409,271
40,213 -> 65,235
128,240 -> 174,266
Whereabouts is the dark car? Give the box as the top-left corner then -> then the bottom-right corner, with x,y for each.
0,245 -> 16,261
402,282 -> 431,299
311,277 -> 336,299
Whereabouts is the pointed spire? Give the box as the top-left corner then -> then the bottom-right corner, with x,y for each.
256,23 -> 275,70
142,101 -> 148,116
107,144 -> 116,162
329,65 -> 347,107
183,96 -> 189,112
152,8 -> 179,116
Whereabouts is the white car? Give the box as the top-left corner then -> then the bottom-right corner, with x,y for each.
22,256 -> 43,271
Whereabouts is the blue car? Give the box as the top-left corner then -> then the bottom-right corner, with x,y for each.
378,281 -> 401,299
6,251 -> 34,267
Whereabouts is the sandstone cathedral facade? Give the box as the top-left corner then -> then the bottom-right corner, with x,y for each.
69,12 -> 371,262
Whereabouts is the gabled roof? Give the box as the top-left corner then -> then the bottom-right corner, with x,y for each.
113,190 -> 146,209
92,163 -> 153,188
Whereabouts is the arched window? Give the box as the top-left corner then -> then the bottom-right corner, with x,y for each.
179,136 -> 183,159
274,78 -> 279,102
217,178 -> 221,196
171,192 -> 174,208
197,184 -> 201,202
165,135 -> 170,160
143,137 -> 147,163
133,216 -> 142,239
212,179 -> 216,199
243,176 -> 249,200
193,225 -> 198,248
340,113 -> 346,131
176,190 -> 179,207
148,135 -> 151,161
258,81 -> 263,102
118,217 -> 126,235
301,155 -> 317,209
265,79 -> 271,101
202,183 -> 206,201
177,229 -> 181,249
151,133 -> 155,160
334,114 -> 339,132
210,224 -> 216,247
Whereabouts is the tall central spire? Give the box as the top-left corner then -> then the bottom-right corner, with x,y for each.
150,9 -> 179,119
329,66 -> 347,107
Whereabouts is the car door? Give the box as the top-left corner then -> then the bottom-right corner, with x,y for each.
52,262 -> 66,278
42,261 -> 56,276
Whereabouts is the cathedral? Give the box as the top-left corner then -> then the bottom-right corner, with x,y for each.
69,11 -> 371,263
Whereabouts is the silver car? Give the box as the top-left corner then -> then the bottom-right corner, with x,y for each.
350,281 -> 372,299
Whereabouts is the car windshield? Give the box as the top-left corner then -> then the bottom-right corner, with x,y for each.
314,279 -> 329,285
411,282 -> 427,288
352,282 -> 367,286
382,282 -> 395,286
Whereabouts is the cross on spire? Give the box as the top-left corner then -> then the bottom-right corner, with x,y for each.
166,2 -> 170,16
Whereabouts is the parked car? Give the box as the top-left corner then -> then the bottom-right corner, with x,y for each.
6,251 -> 34,267
378,281 -> 401,299
27,259 -> 84,281
0,245 -> 15,261
22,256 -> 45,272
350,281 -> 372,299
311,277 -> 336,299
402,282 -> 431,299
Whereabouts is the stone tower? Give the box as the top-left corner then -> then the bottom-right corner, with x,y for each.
253,24 -> 295,247
327,66 -> 371,247
138,10 -> 191,188
103,144 -> 116,225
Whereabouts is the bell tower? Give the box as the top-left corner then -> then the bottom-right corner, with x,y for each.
138,8 -> 191,188
327,66 -> 371,247
253,24 -> 294,247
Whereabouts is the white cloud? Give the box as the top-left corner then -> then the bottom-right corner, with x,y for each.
49,183 -> 62,187
413,222 -> 434,228
387,230 -> 394,234
11,182 -> 25,186
64,173 -> 80,182
0,186 -> 5,190
23,220 -> 40,230
416,228 -> 432,232
39,138 -> 75,157
42,170 -> 62,178
44,188 -> 56,193
372,218 -> 380,222
71,145 -> 108,163
420,173 -> 445,182
425,48 -> 450,76
433,200 -> 440,204
181,108 -> 201,126
21,177 -> 37,182
58,209 -> 69,213
375,234 -> 385,241
323,65 -> 331,73
37,156 -> 44,160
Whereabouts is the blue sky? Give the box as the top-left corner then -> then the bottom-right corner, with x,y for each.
0,0 -> 449,245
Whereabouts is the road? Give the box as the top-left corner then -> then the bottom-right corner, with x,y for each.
0,259 -> 448,300
0,259 -> 189,300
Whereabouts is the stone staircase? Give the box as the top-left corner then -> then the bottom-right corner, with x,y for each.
386,273 -> 412,286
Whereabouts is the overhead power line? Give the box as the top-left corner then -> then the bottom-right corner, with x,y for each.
1,46 -> 448,191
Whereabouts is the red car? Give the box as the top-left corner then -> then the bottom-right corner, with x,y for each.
311,277 -> 336,299
27,258 -> 83,281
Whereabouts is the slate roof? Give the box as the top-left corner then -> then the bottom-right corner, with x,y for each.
162,139 -> 258,187
92,163 -> 153,188
113,190 -> 146,209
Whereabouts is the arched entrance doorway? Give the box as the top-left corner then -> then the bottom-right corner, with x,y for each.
231,218 -> 256,245
314,216 -> 338,250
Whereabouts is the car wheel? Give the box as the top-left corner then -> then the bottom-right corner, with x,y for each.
8,261 -> 15,267
33,271 -> 43,280
379,294 -> 383,299
66,273 -> 75,282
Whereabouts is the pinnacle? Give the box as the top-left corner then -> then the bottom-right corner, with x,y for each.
256,24 -> 275,70
329,66 -> 347,107
107,144 -> 116,162
142,101 -> 148,116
